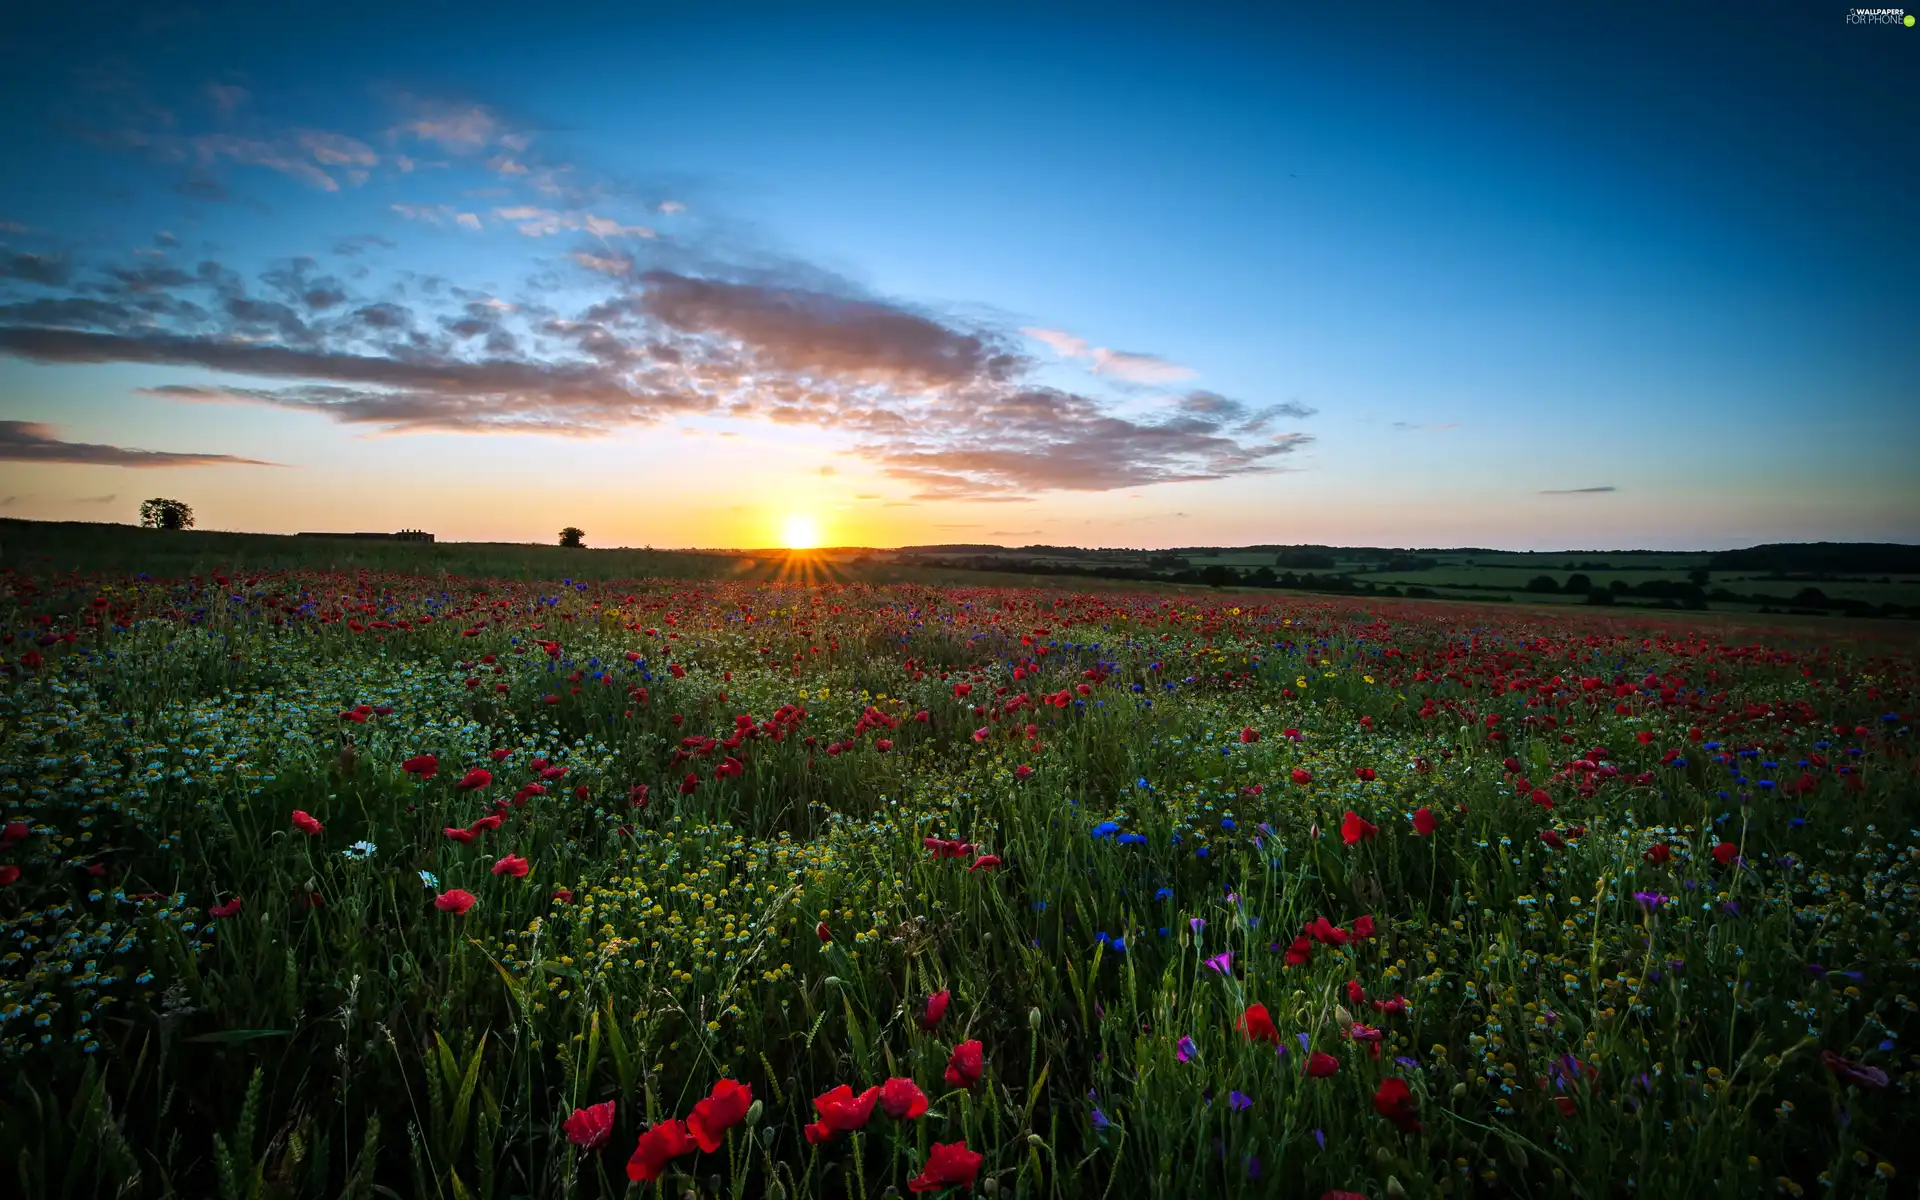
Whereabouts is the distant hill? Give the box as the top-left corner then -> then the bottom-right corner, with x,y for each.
1707,542 -> 1920,574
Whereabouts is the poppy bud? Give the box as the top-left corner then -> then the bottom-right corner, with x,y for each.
816,921 -> 831,943
745,1099 -> 763,1127
1029,1007 -> 1042,1030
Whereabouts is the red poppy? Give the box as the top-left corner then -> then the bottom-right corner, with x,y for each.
565,1099 -> 616,1149
1540,829 -> 1563,849
1290,767 -> 1313,786
435,889 -> 477,914
875,739 -> 893,753
920,988 -> 951,1030
1645,843 -> 1671,865
470,813 -> 504,833
1410,806 -> 1437,836
686,1078 -> 753,1152
1323,1193 -> 1368,1200
969,854 -> 1002,874
490,747 -> 513,761
455,768 -> 492,792
402,754 -> 439,779
1530,788 -> 1553,809
1553,1095 -> 1577,1117
953,682 -> 972,698
804,1084 -> 882,1143
680,773 -> 700,795
1284,935 -> 1313,966
1,821 -> 27,845
1306,917 -> 1349,946
626,1119 -> 697,1182
1014,765 -> 1033,780
552,887 -> 575,904
1821,1050 -> 1889,1089
0,865 -> 19,886
1354,767 -> 1376,782
493,854 -> 530,877
1711,841 -> 1739,865
1352,915 -> 1376,939
1340,811 -> 1378,845
908,1141 -> 983,1194
1372,1077 -> 1422,1132
1306,1051 -> 1339,1078
944,1040 -> 984,1089
208,897 -> 243,919
817,921 -> 832,943
444,826 -> 475,843
1239,727 -> 1259,743
291,810 -> 325,836
881,1076 -> 930,1120
1238,1002 -> 1280,1043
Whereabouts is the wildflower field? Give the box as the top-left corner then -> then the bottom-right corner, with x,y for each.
1,566 -> 1916,1199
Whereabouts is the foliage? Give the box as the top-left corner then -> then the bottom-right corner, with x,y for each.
139,499 -> 195,531
559,528 -> 586,549
0,565 -> 1915,1198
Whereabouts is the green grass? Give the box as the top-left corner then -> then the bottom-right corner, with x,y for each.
0,537 -> 1916,1199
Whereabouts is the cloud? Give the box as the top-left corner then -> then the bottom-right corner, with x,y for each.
1391,421 -> 1461,432
1538,485 -> 1618,495
1023,326 -> 1197,383
0,421 -> 277,468
0,253 -> 71,287
0,252 -> 1308,495
1090,348 -> 1196,384
1178,390 -> 1316,432
0,495 -> 17,506
658,200 -> 686,214
332,234 -> 395,256
204,83 -> 250,116
392,203 -> 452,224
573,251 -> 633,276
298,131 -> 378,169
455,213 -> 483,231
390,100 -> 503,153
76,493 -> 117,504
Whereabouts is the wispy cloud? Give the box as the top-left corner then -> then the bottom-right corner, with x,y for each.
1391,421 -> 1461,432
1538,485 -> 1617,495
76,493 -> 118,504
0,421 -> 277,468
1022,326 -> 1198,383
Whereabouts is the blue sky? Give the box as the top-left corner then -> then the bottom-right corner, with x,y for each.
0,0 -> 1914,549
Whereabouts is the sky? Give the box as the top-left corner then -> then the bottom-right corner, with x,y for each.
0,0 -> 1915,552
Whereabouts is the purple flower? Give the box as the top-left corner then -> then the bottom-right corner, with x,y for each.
1228,1090 -> 1252,1112
1177,1035 -> 1197,1063
1312,1128 -> 1325,1149
1296,1032 -> 1311,1052
1190,917 -> 1206,933
1395,1056 -> 1419,1070
1633,891 -> 1668,912
1091,1107 -> 1111,1129
1204,951 -> 1234,975
1246,1155 -> 1262,1181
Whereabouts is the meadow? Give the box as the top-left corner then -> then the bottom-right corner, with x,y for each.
1,542 -> 1917,1198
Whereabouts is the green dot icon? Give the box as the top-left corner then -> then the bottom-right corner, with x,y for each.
1907,13 -> 1916,24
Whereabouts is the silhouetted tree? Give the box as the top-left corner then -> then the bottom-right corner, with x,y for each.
140,498 -> 194,530
1565,573 -> 1594,595
1201,564 -> 1239,588
558,526 -> 585,548
1525,575 -> 1560,593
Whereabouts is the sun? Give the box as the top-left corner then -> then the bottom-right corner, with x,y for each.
782,514 -> 820,550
